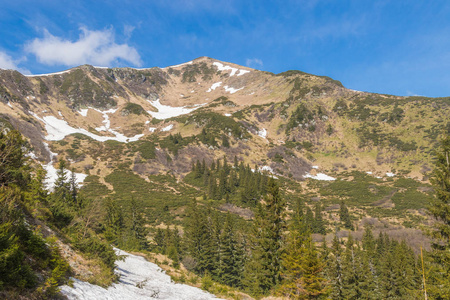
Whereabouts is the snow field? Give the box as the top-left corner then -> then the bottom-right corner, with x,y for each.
60,248 -> 221,300
30,111 -> 144,143
147,99 -> 204,120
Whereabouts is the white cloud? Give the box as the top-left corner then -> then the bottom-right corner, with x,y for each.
0,51 -> 30,74
246,58 -> 263,69
25,27 -> 142,67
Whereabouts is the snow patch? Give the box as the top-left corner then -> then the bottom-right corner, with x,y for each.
149,127 -> 156,132
237,69 -> 250,76
25,152 -> 37,159
304,173 -> 336,181
147,99 -> 204,120
25,69 -> 72,77
161,124 -> 173,132
224,113 -> 232,117
61,248 -> 221,300
223,85 -> 243,94
213,62 -> 238,76
7,101 -> 13,108
58,111 -> 63,117
366,171 -> 373,175
78,109 -> 89,117
257,128 -> 267,138
41,142 -> 86,191
312,166 -> 319,169
386,172 -> 395,177
258,166 -> 278,178
30,111 -> 144,143
213,62 -> 249,77
207,82 -> 222,92
163,60 -> 193,69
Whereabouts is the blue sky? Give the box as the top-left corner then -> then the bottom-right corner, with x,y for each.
1,0 -> 450,97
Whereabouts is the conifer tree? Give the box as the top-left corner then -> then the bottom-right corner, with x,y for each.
216,214 -> 244,287
243,179 -> 286,295
183,199 -> 214,274
103,197 -> 124,243
313,203 -> 326,234
128,196 -> 147,249
427,135 -> 450,298
339,201 -> 353,230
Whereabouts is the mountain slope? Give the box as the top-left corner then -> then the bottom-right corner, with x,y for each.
0,57 -> 448,245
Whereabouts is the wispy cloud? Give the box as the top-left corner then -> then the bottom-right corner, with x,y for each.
25,27 -> 142,67
246,58 -> 263,69
0,51 -> 30,74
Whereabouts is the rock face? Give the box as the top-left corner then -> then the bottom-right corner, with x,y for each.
60,248 -> 221,300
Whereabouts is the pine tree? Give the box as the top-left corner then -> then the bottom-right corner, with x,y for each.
183,199 -> 214,275
128,196 -> 147,249
328,235 -> 345,299
53,159 -> 69,201
216,214 -> 244,287
427,135 -> 450,298
69,168 -> 78,206
339,201 -> 353,230
281,218 -> 328,299
103,197 -> 124,243
313,203 -> 326,234
243,179 -> 286,295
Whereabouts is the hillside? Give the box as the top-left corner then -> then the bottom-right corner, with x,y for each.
1,57 -> 447,224
0,57 -> 449,298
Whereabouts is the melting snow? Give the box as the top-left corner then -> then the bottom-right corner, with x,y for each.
58,111 -> 63,117
163,60 -> 193,69
213,62 -> 238,76
60,248 -> 221,300
207,82 -> 222,92
147,99 -> 204,120
42,142 -> 86,191
78,109 -> 89,117
213,62 -> 249,77
258,166 -> 278,178
25,69 -> 72,77
386,172 -> 395,177
223,86 -> 243,94
30,111 -> 143,143
257,128 -> 267,138
161,124 -> 173,132
304,173 -> 336,181
237,69 -> 250,76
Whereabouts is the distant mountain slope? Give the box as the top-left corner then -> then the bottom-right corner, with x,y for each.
0,56 -> 448,184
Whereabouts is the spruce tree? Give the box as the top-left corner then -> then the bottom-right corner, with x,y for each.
183,199 -> 214,275
427,135 -> 450,298
103,197 -> 124,243
217,214 -> 244,287
243,178 -> 286,295
339,201 -> 353,230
